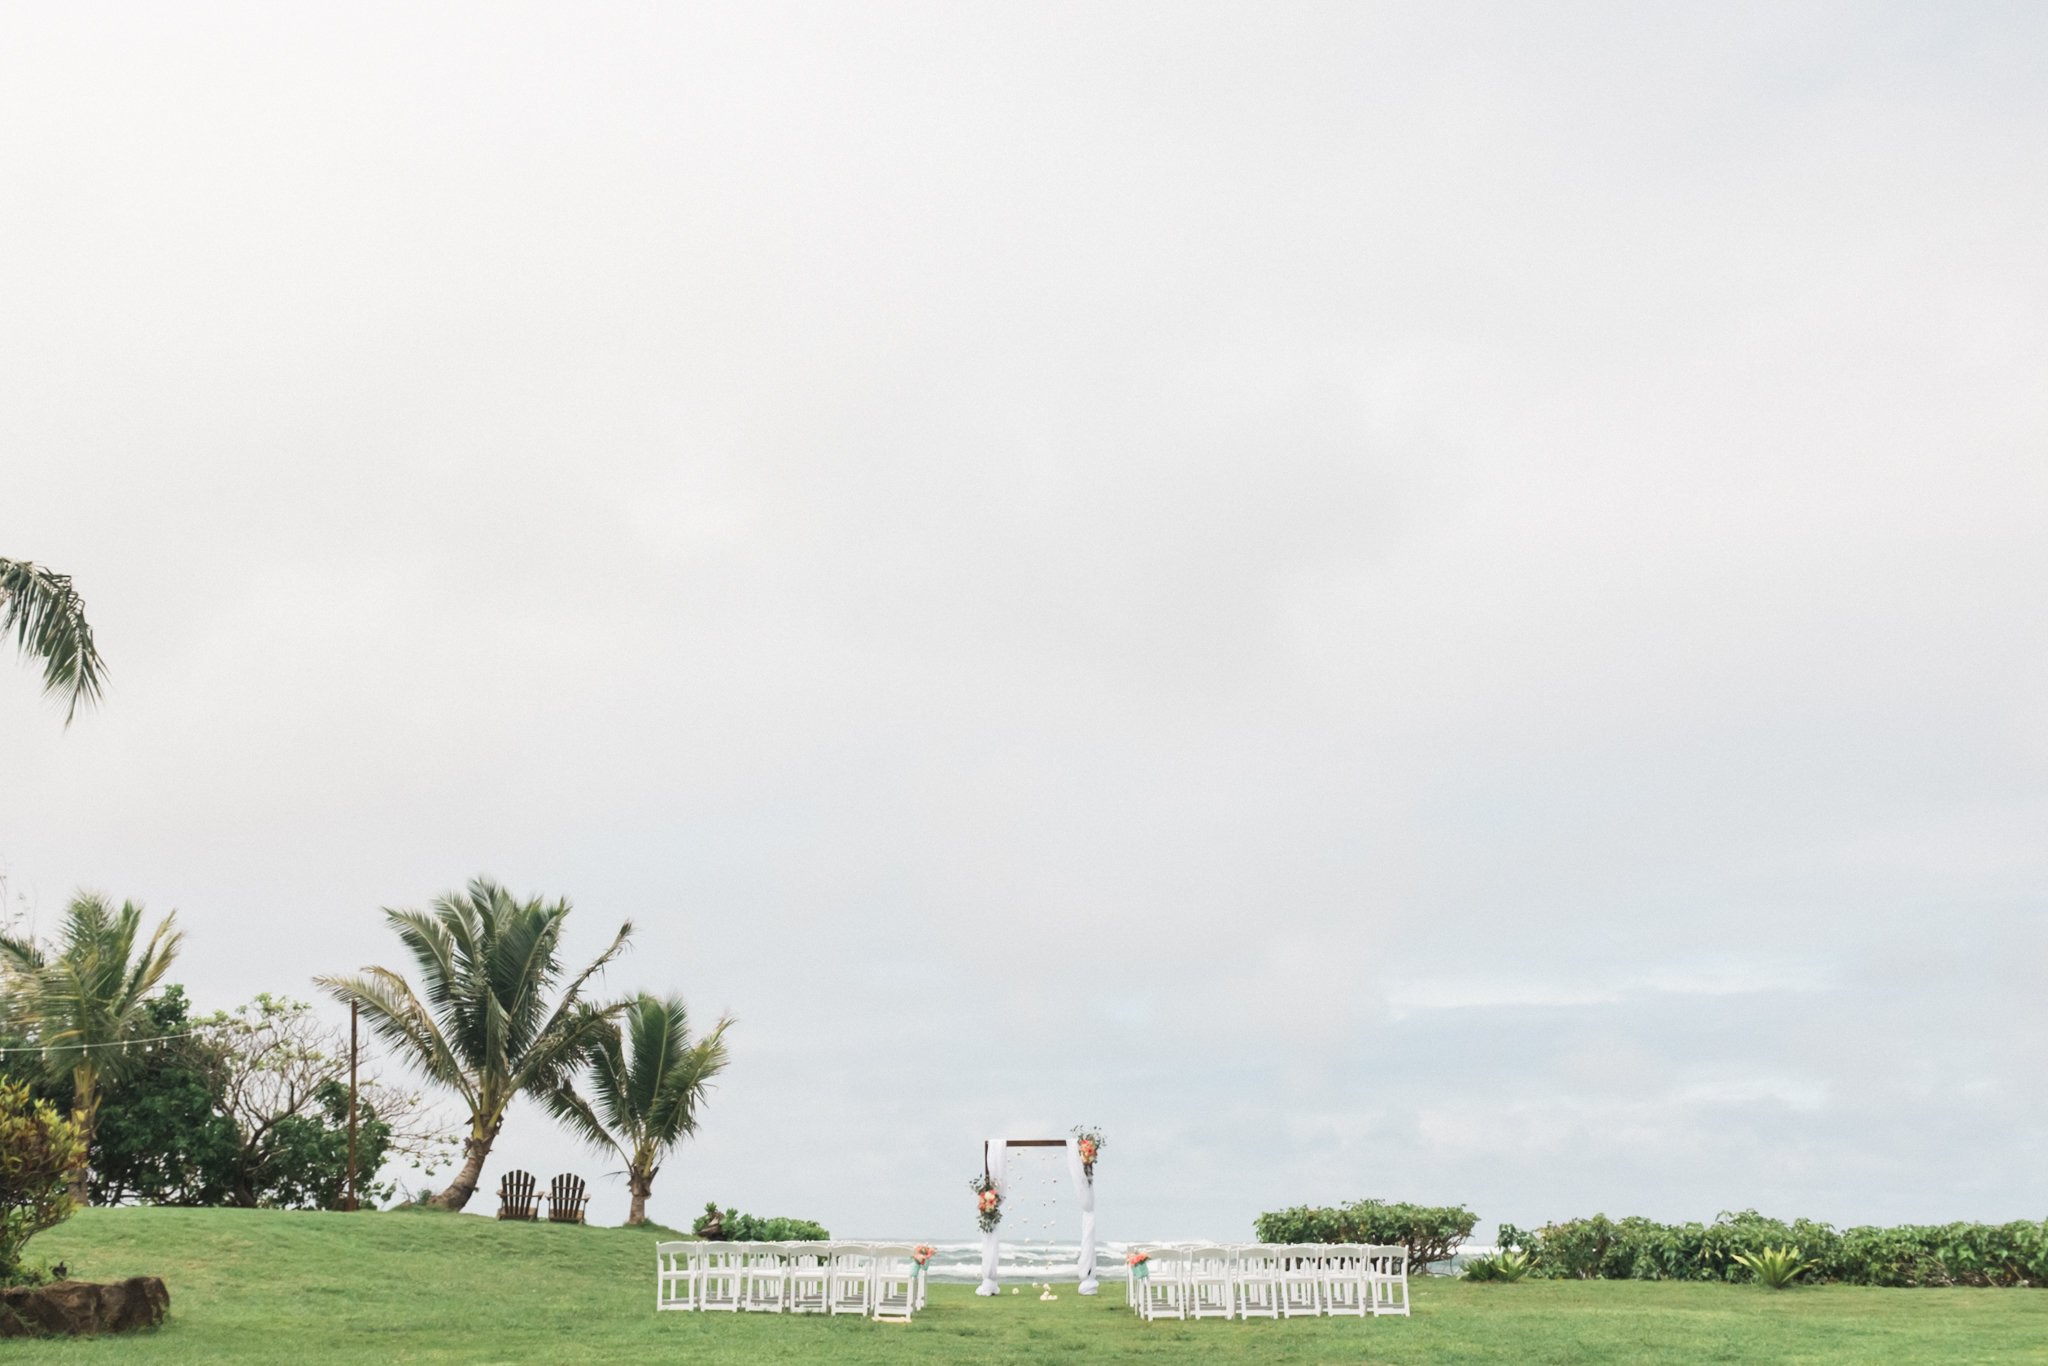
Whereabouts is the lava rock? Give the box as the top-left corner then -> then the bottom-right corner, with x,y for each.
0,1277 -> 170,1337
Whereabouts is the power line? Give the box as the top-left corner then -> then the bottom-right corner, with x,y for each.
0,1020 -> 238,1057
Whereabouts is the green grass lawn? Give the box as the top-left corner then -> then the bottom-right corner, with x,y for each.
29,1206 -> 2048,1363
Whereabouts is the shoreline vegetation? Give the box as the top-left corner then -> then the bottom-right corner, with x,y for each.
34,1207 -> 2048,1363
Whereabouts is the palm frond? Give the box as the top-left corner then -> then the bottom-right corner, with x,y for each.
329,881 -> 642,1161
1,890 -> 181,1088
315,968 -> 475,1108
578,994 -> 733,1160
540,1072 -> 625,1161
508,918 -> 632,1091
0,557 -> 107,724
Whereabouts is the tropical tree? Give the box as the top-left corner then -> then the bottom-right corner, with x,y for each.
549,993 -> 732,1225
0,892 -> 183,1203
0,558 -> 106,723
316,878 -> 631,1212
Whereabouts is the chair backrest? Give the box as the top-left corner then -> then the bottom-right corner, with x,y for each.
787,1242 -> 831,1270
496,1169 -> 539,1219
1368,1244 -> 1408,1274
547,1173 -> 588,1222
1239,1245 -> 1282,1274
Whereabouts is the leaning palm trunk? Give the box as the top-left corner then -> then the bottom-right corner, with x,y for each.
436,1119 -> 504,1211
319,878 -> 632,1214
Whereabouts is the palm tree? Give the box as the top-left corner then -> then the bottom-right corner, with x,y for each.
316,878 -> 632,1212
548,993 -> 732,1225
0,558 -> 106,724
0,893 -> 183,1203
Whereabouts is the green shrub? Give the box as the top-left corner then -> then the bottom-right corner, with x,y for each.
0,1078 -> 84,1286
1507,1211 -> 2048,1288
1463,1248 -> 1532,1282
691,1202 -> 828,1241
1732,1244 -> 1816,1289
1254,1199 -> 1478,1270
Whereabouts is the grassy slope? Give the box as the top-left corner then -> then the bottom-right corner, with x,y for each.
32,1207 -> 2048,1364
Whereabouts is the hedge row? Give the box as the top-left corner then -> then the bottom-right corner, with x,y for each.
1254,1200 -> 1478,1269
1496,1210 -> 2048,1288
690,1203 -> 830,1241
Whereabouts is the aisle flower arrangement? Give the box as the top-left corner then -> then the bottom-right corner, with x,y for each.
970,1174 -> 1003,1232
1126,1250 -> 1150,1280
1072,1126 -> 1107,1180
912,1245 -> 936,1278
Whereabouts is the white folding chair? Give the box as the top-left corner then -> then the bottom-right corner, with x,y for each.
656,1241 -> 699,1311
870,1245 -> 918,1321
699,1243 -> 744,1311
1235,1245 -> 1282,1319
786,1242 -> 833,1314
740,1242 -> 788,1312
1187,1245 -> 1236,1320
1139,1248 -> 1187,1321
1321,1243 -> 1369,1317
1369,1244 -> 1411,1316
828,1243 -> 875,1316
1280,1244 -> 1324,1317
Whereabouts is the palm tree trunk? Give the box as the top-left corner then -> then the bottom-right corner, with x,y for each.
67,1063 -> 99,1207
432,1117 -> 502,1211
626,1168 -> 653,1226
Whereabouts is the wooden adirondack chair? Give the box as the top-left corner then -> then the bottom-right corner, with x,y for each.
496,1169 -> 541,1221
547,1173 -> 589,1224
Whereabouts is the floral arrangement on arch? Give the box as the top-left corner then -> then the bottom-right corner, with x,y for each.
969,1173 -> 1002,1232
1072,1126 -> 1107,1181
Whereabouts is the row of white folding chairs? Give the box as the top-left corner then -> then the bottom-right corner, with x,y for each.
1126,1243 -> 1410,1320
655,1241 -> 928,1319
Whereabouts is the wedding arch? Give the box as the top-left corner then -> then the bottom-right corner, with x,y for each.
973,1131 -> 1103,1296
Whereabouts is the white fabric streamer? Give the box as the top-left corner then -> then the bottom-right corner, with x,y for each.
1066,1139 -> 1099,1294
975,1138 -> 1007,1295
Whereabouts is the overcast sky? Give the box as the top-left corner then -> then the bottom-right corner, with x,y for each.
3,2 -> 2044,1240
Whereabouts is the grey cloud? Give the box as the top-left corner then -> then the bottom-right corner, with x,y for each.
2,1 -> 2044,1235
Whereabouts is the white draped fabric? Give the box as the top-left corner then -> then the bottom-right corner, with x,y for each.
975,1138 -> 1007,1295
1066,1140 -> 1099,1295
975,1136 -> 1099,1296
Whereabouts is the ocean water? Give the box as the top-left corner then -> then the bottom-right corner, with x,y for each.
901,1240 -> 1486,1281
906,1241 -> 1136,1283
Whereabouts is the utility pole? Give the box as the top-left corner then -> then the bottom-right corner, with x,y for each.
345,1001 -> 359,1212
